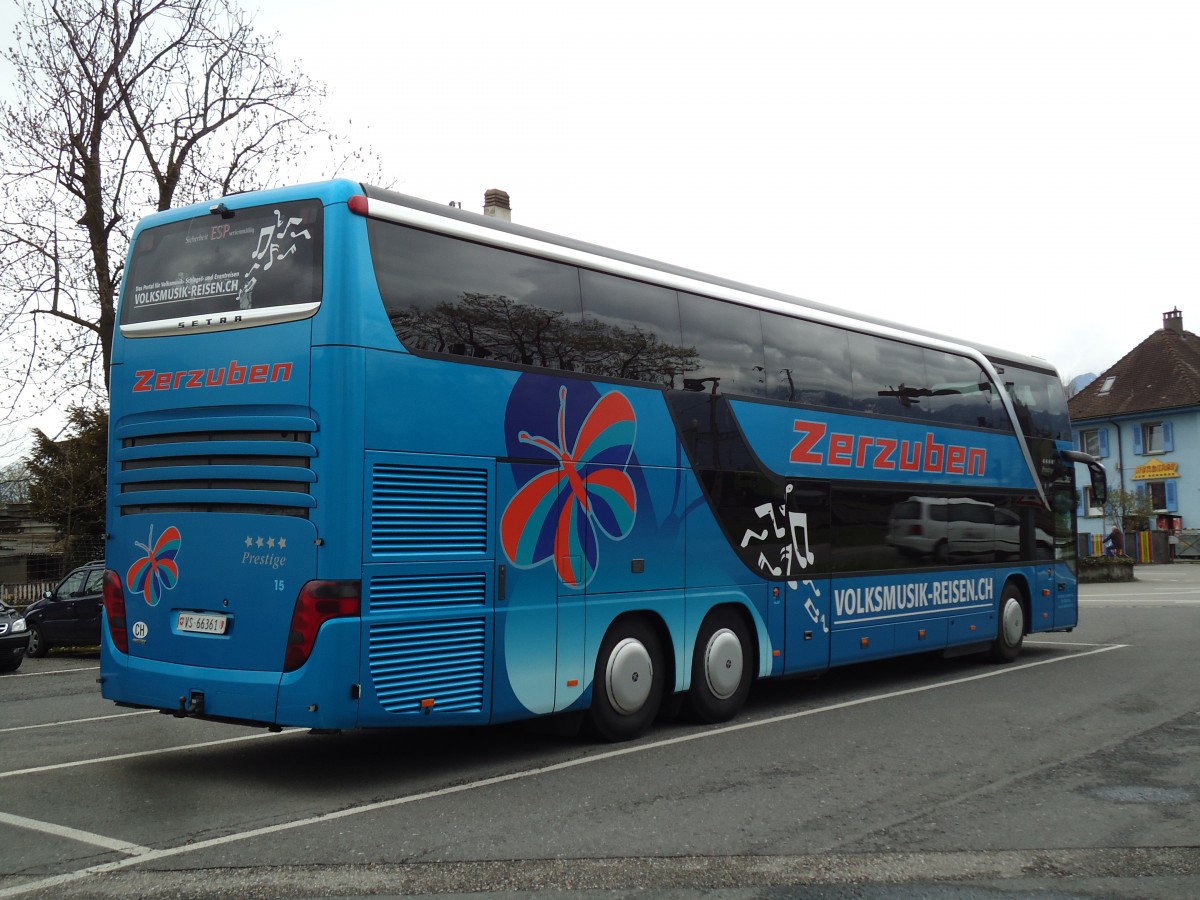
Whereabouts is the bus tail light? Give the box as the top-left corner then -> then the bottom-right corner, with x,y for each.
284,580 -> 361,672
103,569 -> 128,654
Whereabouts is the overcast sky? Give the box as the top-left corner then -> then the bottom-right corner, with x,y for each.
3,0 -> 1199,456
261,0 -> 1197,383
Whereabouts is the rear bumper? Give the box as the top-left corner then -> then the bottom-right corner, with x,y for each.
100,620 -> 360,729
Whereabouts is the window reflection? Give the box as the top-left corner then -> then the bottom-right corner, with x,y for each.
924,349 -> 1003,429
849,333 -> 931,419
834,490 -> 1046,571
579,270 -> 693,386
763,314 -> 853,408
679,293 -> 767,397
392,291 -> 700,380
366,218 -> 1029,436
1001,366 -> 1071,441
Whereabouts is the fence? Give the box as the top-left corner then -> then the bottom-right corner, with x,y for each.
1077,530 -> 1175,563
1,580 -> 55,608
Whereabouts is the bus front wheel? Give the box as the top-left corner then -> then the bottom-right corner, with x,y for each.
990,582 -> 1026,663
587,618 -> 664,742
685,608 -> 752,723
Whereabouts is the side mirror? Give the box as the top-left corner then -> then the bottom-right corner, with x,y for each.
42,590 -> 52,600
1060,449 -> 1107,506
1089,462 -> 1108,506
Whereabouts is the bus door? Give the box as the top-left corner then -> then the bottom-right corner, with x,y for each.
495,459 -> 563,720
782,482 -> 831,675
1050,484 -> 1079,629
784,579 -> 831,674
1025,487 -> 1078,630
1022,501 -> 1056,629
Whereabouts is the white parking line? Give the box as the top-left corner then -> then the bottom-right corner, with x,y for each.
0,730 -> 299,780
0,710 -> 156,734
0,812 -> 151,856
0,642 -> 1126,898
1082,589 -> 1200,597
4,665 -> 100,678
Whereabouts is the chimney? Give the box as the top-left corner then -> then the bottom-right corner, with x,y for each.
483,189 -> 511,222
1164,307 -> 1183,333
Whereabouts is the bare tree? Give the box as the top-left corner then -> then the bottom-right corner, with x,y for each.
0,460 -> 30,503
0,0 -> 334,417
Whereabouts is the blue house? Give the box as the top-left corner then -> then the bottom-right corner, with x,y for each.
1068,308 -> 1199,556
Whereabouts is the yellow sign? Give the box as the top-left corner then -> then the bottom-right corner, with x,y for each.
1131,460 -> 1180,481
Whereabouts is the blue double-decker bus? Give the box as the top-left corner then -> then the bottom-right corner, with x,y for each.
99,180 -> 1106,740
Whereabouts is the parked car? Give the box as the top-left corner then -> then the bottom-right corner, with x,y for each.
0,600 -> 30,672
23,560 -> 106,657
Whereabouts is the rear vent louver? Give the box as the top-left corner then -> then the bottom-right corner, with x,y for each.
113,411 -> 317,516
370,464 -> 488,556
368,618 -> 487,714
369,573 -> 488,614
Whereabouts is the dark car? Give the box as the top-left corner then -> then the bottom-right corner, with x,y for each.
24,561 -> 106,657
0,600 -> 30,672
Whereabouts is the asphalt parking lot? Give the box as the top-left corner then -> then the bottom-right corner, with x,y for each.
2,564 -> 1199,899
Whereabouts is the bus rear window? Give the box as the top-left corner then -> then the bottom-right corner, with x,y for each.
121,199 -> 323,333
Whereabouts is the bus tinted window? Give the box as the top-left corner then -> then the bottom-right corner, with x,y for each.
371,223 -> 584,367
578,270 -> 696,386
122,199 -> 323,327
678,293 -> 766,396
1001,365 -> 1071,440
763,314 -> 853,409
843,490 -> 1036,571
849,333 -> 931,419
924,349 -> 1010,431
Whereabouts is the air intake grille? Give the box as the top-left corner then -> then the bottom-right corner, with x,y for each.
370,464 -> 488,556
113,412 -> 317,516
369,573 -> 487,614
368,618 -> 487,714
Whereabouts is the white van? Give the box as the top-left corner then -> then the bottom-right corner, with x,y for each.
887,497 -> 996,562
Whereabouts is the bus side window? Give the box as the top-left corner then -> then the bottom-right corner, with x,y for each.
369,222 -> 583,368
848,333 -> 932,421
678,293 -> 767,398
924,349 -> 1011,432
578,269 -> 693,387
763,314 -> 853,410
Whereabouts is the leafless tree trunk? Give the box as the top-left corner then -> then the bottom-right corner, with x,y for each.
0,0 -> 328,418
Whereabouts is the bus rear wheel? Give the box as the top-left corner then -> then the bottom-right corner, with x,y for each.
685,608 -> 752,723
587,618 -> 664,742
990,582 -> 1026,663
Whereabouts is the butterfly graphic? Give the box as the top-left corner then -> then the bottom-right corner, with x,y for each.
501,386 -> 637,587
126,525 -> 182,607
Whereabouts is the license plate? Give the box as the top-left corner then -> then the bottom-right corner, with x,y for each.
176,612 -> 228,635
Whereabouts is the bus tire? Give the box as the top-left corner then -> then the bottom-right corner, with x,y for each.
587,618 -> 664,742
685,608 -> 753,724
990,582 -> 1025,663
